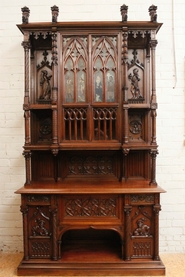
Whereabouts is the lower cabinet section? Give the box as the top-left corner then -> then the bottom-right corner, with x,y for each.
17,191 -> 165,276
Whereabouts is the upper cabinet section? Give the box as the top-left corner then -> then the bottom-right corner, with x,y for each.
18,4 -> 162,107
18,5 -> 162,149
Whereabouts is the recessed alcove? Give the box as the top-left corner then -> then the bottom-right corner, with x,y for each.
60,229 -> 122,262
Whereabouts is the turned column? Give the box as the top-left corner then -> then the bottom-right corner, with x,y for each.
122,28 -> 129,144
150,149 -> 158,186
150,34 -> 158,145
23,150 -> 31,185
51,30 -> 58,148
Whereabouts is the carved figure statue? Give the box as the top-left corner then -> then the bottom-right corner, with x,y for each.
95,75 -> 103,102
120,4 -> 128,22
66,75 -> 74,101
32,218 -> 50,236
51,5 -> 59,23
21,6 -> 30,24
107,74 -> 114,101
148,5 -> 157,22
78,74 -> 85,102
128,68 -> 142,99
133,218 -> 150,236
39,70 -> 52,100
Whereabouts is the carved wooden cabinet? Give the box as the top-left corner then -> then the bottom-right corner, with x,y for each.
16,4 -> 165,276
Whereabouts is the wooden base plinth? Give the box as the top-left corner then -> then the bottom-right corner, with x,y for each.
17,242 -> 165,276
17,259 -> 165,276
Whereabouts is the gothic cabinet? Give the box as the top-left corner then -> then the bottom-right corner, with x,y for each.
16,4 -> 165,276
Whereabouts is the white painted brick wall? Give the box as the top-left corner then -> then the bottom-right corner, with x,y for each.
0,0 -> 185,253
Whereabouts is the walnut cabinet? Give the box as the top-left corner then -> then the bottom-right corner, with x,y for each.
16,4 -> 165,276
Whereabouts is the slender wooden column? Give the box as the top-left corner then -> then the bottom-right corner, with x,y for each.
153,199 -> 161,261
20,200 -> 29,260
124,204 -> 132,260
50,196 -> 58,260
150,149 -> 158,186
122,148 -> 130,180
122,28 -> 129,144
23,150 -> 31,185
51,31 -> 58,149
150,35 -> 158,145
22,39 -> 31,146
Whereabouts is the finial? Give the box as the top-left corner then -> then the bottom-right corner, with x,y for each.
51,5 -> 59,23
120,4 -> 128,22
148,5 -> 157,22
21,6 -> 30,24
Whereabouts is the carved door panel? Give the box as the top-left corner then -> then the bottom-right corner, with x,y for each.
130,196 -> 155,259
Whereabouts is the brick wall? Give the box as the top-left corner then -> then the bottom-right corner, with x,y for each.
0,0 -> 185,253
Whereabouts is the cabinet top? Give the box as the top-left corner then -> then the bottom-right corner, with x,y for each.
17,21 -> 162,34
18,4 -> 162,34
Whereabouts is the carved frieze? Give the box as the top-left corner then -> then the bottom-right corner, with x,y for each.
131,195 -> 154,204
68,154 -> 114,175
64,197 -> 117,217
27,195 -> 50,203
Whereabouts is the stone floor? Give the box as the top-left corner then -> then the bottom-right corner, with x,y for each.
0,252 -> 185,277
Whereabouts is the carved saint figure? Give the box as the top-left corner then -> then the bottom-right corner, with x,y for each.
78,74 -> 85,102
95,75 -> 102,102
128,68 -> 142,99
133,218 -> 150,236
39,70 -> 52,100
66,75 -> 74,101
32,218 -> 50,236
106,74 -> 114,101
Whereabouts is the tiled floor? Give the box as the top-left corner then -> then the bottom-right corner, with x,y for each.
0,252 -> 185,277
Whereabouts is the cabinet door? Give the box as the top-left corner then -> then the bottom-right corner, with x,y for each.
60,34 -> 121,142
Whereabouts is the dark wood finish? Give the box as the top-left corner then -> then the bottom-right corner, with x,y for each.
16,5 -> 165,276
